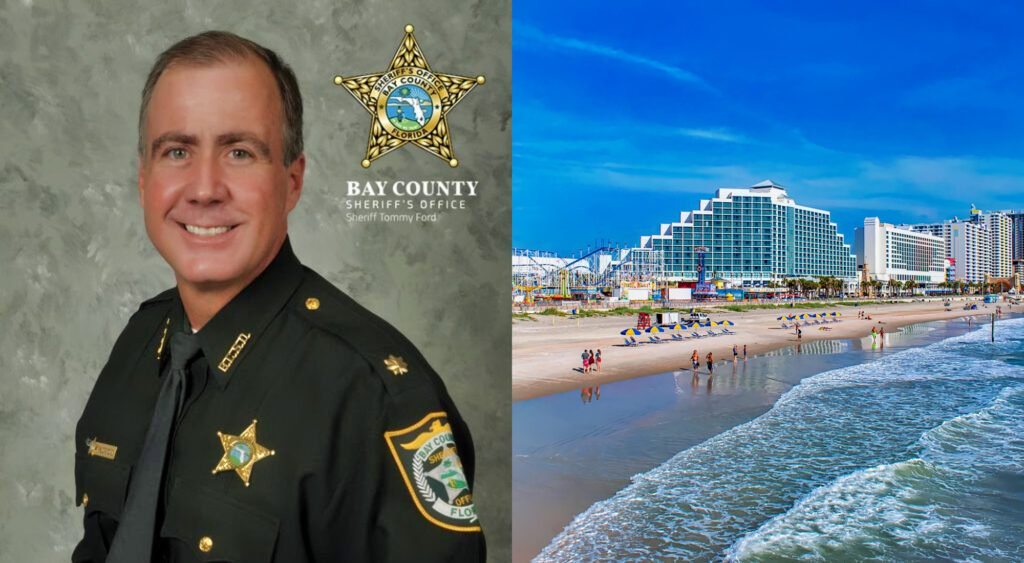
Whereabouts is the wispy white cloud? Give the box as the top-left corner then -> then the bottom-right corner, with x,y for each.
678,128 -> 749,143
515,22 -> 715,92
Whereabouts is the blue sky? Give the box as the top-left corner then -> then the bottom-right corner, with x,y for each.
513,1 -> 1024,256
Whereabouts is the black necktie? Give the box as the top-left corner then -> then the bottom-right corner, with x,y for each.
107,331 -> 201,563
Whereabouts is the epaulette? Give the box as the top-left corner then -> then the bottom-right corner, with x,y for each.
291,269 -> 437,397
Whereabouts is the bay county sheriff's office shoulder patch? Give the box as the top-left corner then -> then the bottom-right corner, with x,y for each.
384,412 -> 480,532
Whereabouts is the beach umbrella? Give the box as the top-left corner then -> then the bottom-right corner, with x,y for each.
708,321 -> 719,326
670,323 -> 684,330
830,312 -> 838,317
723,320 -> 735,326
687,322 -> 700,329
776,316 -> 785,321
646,326 -> 665,333
620,328 -> 643,336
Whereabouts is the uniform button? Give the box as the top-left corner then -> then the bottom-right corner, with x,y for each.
81,493 -> 89,507
305,297 -> 320,310
198,536 -> 213,553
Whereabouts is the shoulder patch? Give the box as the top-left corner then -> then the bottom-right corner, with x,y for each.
384,412 -> 480,532
292,271 -> 436,396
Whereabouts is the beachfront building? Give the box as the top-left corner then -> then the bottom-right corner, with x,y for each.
639,180 -> 857,285
854,218 -> 945,287
1007,210 -> 1024,261
974,211 -> 1012,277
905,220 -> 991,283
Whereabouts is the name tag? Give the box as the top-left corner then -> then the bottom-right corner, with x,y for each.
87,438 -> 118,460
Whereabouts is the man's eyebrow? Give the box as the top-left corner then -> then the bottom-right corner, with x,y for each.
150,133 -> 197,155
216,132 -> 272,159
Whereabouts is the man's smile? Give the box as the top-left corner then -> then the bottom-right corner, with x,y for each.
179,223 -> 239,237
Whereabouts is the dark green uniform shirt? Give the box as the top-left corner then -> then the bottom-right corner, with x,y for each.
72,240 -> 484,562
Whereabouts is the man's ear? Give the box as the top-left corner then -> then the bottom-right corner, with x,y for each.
285,154 -> 305,212
137,159 -> 146,208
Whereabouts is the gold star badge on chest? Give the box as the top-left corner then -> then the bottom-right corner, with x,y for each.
334,24 -> 485,168
212,419 -> 275,487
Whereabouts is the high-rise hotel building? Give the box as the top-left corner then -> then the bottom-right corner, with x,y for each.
976,211 -> 1012,277
639,180 -> 856,283
906,221 -> 991,283
854,218 -> 945,284
1006,210 -> 1024,261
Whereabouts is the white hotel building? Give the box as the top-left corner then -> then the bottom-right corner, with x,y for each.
905,220 -> 991,283
639,180 -> 856,284
855,218 -> 945,285
977,211 -> 1012,277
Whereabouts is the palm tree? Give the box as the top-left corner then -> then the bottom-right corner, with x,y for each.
820,276 -> 839,299
860,280 -> 872,297
887,278 -> 901,297
832,277 -> 844,298
904,280 -> 917,296
785,278 -> 799,297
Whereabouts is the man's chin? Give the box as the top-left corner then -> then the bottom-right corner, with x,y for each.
173,266 -> 245,292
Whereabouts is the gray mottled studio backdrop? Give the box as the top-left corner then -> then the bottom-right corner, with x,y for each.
0,1 -> 510,561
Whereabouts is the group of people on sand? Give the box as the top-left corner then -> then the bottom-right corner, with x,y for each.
689,344 -> 747,379
580,349 -> 601,373
580,349 -> 601,403
858,310 -> 873,320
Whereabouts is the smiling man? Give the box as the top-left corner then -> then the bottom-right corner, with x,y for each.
72,31 -> 483,563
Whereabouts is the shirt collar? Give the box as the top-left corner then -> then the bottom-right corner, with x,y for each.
165,238 -> 305,389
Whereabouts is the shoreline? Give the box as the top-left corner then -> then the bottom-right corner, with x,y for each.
512,315 -> 992,562
513,298 -> 1006,401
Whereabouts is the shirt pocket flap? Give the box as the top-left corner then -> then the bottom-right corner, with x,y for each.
74,453 -> 131,520
160,479 -> 280,563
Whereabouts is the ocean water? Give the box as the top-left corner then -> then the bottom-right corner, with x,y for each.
537,318 -> 1024,562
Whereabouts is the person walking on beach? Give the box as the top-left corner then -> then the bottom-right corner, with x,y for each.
743,344 -> 747,360
733,344 -> 738,364
706,351 -> 714,377
595,349 -> 602,372
796,327 -> 802,341
691,349 -> 700,376
581,349 -> 589,373
588,350 -> 596,374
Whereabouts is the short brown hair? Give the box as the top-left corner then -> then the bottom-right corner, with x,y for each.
138,30 -> 304,165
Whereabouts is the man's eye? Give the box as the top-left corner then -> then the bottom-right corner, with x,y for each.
230,148 -> 253,160
167,148 -> 187,159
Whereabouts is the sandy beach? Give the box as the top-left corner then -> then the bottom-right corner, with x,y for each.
513,297 -> 1003,401
512,311 -> 1017,561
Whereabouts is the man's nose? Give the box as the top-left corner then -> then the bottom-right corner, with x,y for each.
184,154 -> 228,204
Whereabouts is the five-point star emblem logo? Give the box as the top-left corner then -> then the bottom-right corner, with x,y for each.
334,24 -> 485,168
212,419 -> 275,487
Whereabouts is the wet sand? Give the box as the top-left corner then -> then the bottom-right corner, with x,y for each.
511,318 -> 984,562
513,298 -> 1002,401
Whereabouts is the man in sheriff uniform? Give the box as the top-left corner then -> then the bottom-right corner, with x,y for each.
72,31 -> 484,562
